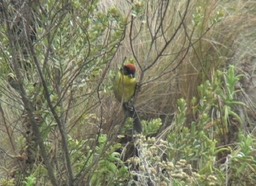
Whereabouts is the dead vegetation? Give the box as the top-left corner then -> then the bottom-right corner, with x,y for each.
0,0 -> 256,185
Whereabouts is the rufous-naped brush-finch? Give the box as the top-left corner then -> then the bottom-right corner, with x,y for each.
113,63 -> 137,103
113,63 -> 142,133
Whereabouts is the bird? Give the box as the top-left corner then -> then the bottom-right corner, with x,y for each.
113,63 -> 137,103
113,63 -> 142,133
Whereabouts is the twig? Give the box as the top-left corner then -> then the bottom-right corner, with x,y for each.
3,1 -> 58,185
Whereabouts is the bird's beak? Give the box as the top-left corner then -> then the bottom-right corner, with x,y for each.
129,74 -> 134,78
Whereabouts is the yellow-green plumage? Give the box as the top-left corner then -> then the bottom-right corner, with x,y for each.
113,66 -> 137,103
113,63 -> 142,133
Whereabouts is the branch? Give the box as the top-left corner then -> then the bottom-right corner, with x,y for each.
144,0 -> 191,72
2,1 -> 58,185
28,38 -> 74,185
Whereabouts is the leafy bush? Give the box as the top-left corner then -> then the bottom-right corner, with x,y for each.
0,0 -> 256,185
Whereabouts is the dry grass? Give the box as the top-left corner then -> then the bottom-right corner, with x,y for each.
1,0 -> 256,184
98,0 -> 256,127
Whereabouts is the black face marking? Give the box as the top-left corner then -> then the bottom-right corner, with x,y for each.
121,66 -> 135,77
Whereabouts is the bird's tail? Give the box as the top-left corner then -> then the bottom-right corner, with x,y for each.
123,103 -> 142,133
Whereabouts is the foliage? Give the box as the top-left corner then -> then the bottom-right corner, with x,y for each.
23,176 -> 37,186
0,179 -> 15,186
90,150 -> 130,185
164,65 -> 255,185
113,64 -> 254,186
0,0 -> 256,185
142,118 -> 162,136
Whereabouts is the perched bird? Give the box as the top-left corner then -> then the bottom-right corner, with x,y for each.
113,63 -> 142,133
113,63 -> 137,103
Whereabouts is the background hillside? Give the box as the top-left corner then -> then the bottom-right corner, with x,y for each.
0,0 -> 256,185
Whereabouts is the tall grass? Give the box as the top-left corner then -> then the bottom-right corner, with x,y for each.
0,0 -> 256,185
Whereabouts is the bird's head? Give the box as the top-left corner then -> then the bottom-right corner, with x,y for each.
121,64 -> 136,78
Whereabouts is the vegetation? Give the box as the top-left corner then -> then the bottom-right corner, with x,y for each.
0,0 -> 256,185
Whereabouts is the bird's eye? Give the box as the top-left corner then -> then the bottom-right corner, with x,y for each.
122,66 -> 135,77
122,67 -> 129,75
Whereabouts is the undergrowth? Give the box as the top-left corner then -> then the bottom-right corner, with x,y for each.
4,65 -> 252,186
1,0 -> 256,185
99,65 -> 254,186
